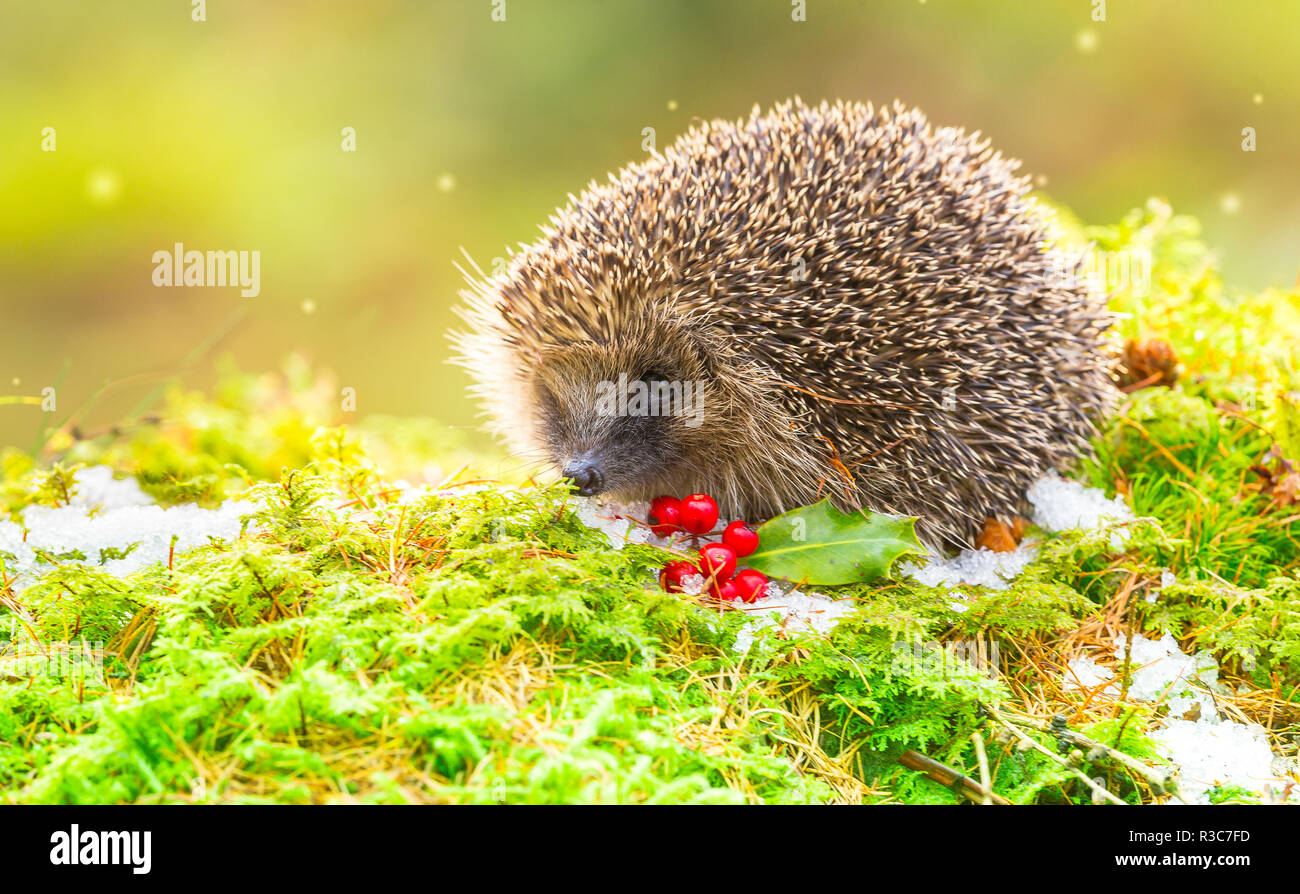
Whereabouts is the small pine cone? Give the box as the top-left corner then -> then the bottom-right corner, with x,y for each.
1120,337 -> 1178,390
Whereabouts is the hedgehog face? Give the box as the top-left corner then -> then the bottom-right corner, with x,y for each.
530,339 -> 711,499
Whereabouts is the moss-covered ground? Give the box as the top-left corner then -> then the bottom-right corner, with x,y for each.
2,201 -> 1297,804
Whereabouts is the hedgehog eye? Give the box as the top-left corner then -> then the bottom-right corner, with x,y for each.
640,369 -> 670,385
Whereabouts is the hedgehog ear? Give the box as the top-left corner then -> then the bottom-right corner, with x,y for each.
635,310 -> 716,374
678,326 -> 724,378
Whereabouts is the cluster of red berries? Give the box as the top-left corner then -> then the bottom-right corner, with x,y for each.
650,493 -> 769,603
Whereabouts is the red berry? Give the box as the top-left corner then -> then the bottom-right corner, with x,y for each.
648,495 -> 682,537
698,543 -> 737,583
732,569 -> 769,604
713,580 -> 740,601
658,560 -> 698,593
722,520 -> 760,557
678,493 -> 719,534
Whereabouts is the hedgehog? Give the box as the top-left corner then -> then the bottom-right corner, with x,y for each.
452,98 -> 1115,550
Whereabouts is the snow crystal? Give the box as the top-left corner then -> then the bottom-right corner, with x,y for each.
901,545 -> 1037,591
572,497 -> 687,550
1064,655 -> 1118,694
732,579 -> 857,653
1027,473 -> 1133,534
67,465 -> 154,510
679,572 -> 707,596
1147,570 -> 1175,604
571,497 -> 638,550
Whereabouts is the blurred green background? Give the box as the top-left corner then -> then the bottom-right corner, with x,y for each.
2,0 -> 1297,450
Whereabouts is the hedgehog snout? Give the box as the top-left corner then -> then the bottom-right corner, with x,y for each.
561,456 -> 605,496
551,412 -> 680,500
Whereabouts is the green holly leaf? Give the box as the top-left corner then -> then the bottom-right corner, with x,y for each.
744,500 -> 923,586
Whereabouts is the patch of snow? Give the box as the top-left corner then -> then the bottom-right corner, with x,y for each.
0,468 -> 253,590
1113,632 -> 1219,716
571,496 -> 692,551
902,474 -> 1134,591
732,579 -> 856,653
1063,633 -> 1218,717
1153,719 -> 1286,804
901,545 -> 1037,591
571,497 -> 637,550
1027,473 -> 1134,533
1062,634 -> 1295,804
390,479 -> 435,505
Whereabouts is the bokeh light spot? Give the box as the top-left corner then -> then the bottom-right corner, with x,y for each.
85,168 -> 122,205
